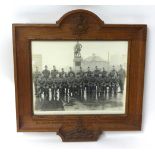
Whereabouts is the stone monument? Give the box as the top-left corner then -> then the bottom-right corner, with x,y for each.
73,41 -> 83,72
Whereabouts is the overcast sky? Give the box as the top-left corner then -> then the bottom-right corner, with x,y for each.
31,41 -> 128,71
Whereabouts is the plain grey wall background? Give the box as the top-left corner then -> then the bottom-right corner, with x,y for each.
0,5 -> 154,154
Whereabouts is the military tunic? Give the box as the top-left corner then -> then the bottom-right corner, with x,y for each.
42,69 -> 50,79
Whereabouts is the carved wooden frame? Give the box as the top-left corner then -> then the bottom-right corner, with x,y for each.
13,9 -> 147,142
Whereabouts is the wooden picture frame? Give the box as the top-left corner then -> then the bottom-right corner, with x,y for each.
13,9 -> 147,142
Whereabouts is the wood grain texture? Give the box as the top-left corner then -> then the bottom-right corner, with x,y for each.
12,9 -> 147,141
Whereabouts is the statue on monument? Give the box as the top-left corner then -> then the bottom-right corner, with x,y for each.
74,41 -> 82,57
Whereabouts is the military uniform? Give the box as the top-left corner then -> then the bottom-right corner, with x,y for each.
68,70 -> 75,77
118,68 -> 126,93
60,76 -> 68,96
74,76 -> 83,96
33,70 -> 41,95
108,70 -> 118,94
51,69 -> 58,78
42,69 -> 50,79
59,71 -> 66,78
44,78 -> 50,98
94,69 -> 100,78
76,70 -> 84,78
102,70 -> 107,78
82,75 -> 88,94
33,70 -> 41,81
96,76 -> 105,95
67,76 -> 75,96
87,76 -> 96,96
38,76 -> 46,97
55,77 -> 62,98
86,70 -> 92,77
50,77 -> 57,98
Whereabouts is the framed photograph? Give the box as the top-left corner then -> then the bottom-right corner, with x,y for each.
32,41 -> 128,115
13,9 -> 147,142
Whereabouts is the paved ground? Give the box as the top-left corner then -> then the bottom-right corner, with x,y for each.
34,91 -> 125,114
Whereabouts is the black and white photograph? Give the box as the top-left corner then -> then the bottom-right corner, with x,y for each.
31,41 -> 128,115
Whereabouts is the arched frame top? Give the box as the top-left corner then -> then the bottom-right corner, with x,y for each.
56,9 -> 104,26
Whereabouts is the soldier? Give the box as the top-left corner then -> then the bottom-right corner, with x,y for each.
86,67 -> 92,77
67,71 -> 75,96
104,74 -> 111,94
118,65 -> 126,93
87,73 -> 96,97
109,66 -> 118,78
96,73 -> 104,96
35,75 -> 42,97
55,73 -> 62,99
33,66 -> 41,80
38,75 -> 46,98
51,65 -> 58,78
68,67 -> 75,77
76,67 -> 85,96
47,75 -> 54,98
82,67 -> 91,95
42,65 -> 50,79
94,66 -> 100,78
76,66 -> 84,78
44,77 -> 50,99
108,66 -> 118,94
51,76 -> 57,99
102,67 -> 107,78
74,74 -> 83,97
33,67 -> 41,95
60,73 -> 68,97
59,68 -> 66,78
83,72 -> 89,95
73,75 -> 79,96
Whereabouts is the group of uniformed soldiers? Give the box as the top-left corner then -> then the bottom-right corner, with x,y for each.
33,65 -> 126,100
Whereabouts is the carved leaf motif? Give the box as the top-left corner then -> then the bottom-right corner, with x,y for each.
72,14 -> 89,35
57,120 -> 102,142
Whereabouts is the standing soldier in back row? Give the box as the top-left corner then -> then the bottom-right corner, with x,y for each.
51,65 -> 58,78
42,65 -> 50,98
67,68 -> 75,96
108,66 -> 118,94
50,66 -> 58,98
102,67 -> 107,78
59,68 -> 66,78
33,66 -> 41,96
86,67 -> 92,77
42,65 -> 50,79
76,66 -> 84,77
68,67 -> 75,77
94,66 -> 100,78
118,65 -> 126,93
76,67 -> 84,96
